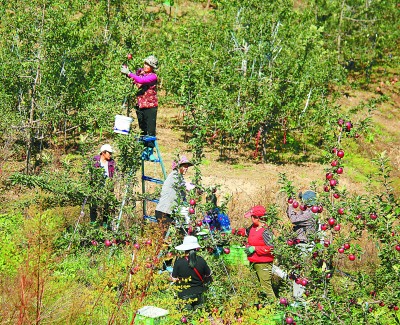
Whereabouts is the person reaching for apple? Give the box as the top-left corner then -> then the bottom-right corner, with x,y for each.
244,205 -> 276,301
287,190 -> 318,246
286,190 -> 320,299
121,55 -> 159,160
155,156 -> 194,236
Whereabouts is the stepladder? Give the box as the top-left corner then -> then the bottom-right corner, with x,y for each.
140,136 -> 167,221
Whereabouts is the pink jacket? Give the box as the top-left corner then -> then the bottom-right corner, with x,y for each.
127,69 -> 158,109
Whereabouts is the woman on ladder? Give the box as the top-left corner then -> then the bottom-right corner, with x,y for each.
121,55 -> 159,160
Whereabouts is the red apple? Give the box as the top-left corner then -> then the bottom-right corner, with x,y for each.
328,218 -> 336,226
326,172 -> 333,180
91,240 -> 98,246
280,297 -> 288,305
300,204 -> 307,211
287,239 -> 294,246
332,147 -> 338,154
336,167 -> 344,174
321,224 -> 328,231
189,207 -> 195,214
286,317 -> 294,324
288,197 -> 294,204
311,206 -> 319,213
324,185 -> 330,192
301,279 -> 308,286
338,118 -> 344,126
356,214 -> 362,220
134,243 -> 140,249
338,208 -> 345,215
181,316 -> 188,323
379,301 -> 385,307
189,199 -> 196,206
318,206 -> 323,213
145,239 -> 152,245
223,247 -> 230,254
166,252 -> 173,258
334,224 -> 341,231
394,306 -> 399,311
395,245 -> 400,251
333,193 -> 340,199
370,213 -> 377,220
130,266 -> 139,274
344,243 -> 350,250
348,254 -> 356,261
329,179 -> 337,187
345,121 -> 352,131
197,220 -> 203,226
324,240 -> 330,247
337,150 -> 345,158
292,201 -> 299,208
338,247 -> 345,254
104,239 -> 112,247
331,160 -> 338,167
127,53 -> 133,60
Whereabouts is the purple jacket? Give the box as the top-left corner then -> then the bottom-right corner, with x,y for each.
127,69 -> 158,109
93,155 -> 115,178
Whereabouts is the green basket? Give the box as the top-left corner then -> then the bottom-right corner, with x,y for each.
222,245 -> 249,266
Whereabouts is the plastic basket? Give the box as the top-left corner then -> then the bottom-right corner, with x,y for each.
134,306 -> 169,325
222,245 -> 249,266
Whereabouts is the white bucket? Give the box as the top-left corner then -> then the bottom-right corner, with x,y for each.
113,115 -> 133,135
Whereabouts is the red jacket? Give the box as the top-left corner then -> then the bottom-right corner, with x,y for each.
247,225 -> 274,263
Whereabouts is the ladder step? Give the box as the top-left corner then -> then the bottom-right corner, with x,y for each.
141,157 -> 162,163
139,135 -> 157,142
142,175 -> 164,184
144,215 -> 158,223
145,198 -> 159,203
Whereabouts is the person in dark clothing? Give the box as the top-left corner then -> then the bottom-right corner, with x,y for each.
90,144 -> 116,227
172,236 -> 212,310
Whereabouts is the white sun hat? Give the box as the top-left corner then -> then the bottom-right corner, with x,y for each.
100,144 -> 113,154
175,236 -> 201,251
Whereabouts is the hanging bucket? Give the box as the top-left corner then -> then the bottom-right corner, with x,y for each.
113,115 -> 133,135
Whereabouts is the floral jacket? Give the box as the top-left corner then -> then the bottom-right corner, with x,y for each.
127,69 -> 158,109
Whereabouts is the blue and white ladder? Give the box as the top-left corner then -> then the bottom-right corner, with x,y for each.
140,136 -> 167,222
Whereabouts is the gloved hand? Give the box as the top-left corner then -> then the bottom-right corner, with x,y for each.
120,65 -> 130,75
244,246 -> 255,256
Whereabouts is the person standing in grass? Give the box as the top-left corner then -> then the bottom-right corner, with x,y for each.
121,55 -> 158,160
287,190 -> 320,299
90,144 -> 116,227
244,205 -> 276,301
155,156 -> 193,236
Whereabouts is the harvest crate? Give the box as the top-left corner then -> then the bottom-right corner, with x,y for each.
222,245 -> 249,266
134,306 -> 169,325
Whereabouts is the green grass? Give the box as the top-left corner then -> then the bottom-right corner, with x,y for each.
342,140 -> 379,183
